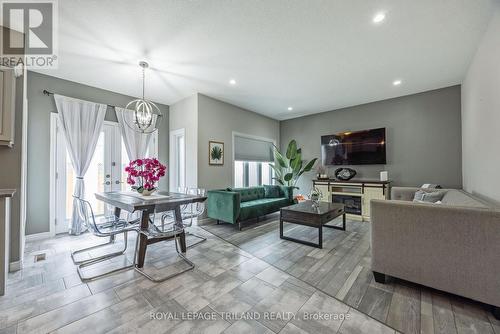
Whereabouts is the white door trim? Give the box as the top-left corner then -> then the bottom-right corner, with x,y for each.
169,128 -> 186,192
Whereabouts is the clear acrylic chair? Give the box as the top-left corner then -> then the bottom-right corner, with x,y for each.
133,214 -> 194,282
72,196 -> 139,281
160,188 -> 207,248
71,203 -> 139,265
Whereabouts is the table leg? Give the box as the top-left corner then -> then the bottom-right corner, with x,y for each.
342,212 -> 346,230
136,210 -> 150,268
174,206 -> 187,253
110,207 -> 122,243
280,217 -> 284,239
319,225 -> 323,249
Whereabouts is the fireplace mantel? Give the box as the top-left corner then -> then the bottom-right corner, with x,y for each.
312,179 -> 390,221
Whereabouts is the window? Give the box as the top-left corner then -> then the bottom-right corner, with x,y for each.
232,133 -> 275,188
234,161 -> 273,187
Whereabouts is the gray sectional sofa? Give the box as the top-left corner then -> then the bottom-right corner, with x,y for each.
371,187 -> 500,318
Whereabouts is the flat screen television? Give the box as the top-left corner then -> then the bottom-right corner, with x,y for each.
321,128 -> 386,165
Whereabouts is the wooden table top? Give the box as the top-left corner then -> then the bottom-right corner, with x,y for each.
95,191 -> 207,213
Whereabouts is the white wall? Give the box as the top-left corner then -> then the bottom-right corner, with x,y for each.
169,94 -> 198,189
197,94 -> 280,190
462,3 -> 500,204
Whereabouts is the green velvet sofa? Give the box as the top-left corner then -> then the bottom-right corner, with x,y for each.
207,185 -> 295,230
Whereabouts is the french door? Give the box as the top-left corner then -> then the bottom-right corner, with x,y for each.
51,114 -> 157,234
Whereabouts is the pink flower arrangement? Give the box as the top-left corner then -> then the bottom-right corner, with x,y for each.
125,158 -> 166,192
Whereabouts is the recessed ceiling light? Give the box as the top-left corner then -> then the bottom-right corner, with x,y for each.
373,12 -> 386,23
229,79 -> 236,85
393,79 -> 402,86
287,107 -> 293,111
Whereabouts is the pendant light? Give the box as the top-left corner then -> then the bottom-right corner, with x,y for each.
124,61 -> 162,133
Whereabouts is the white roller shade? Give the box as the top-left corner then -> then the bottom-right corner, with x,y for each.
234,135 -> 274,162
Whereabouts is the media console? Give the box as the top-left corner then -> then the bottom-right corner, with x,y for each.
312,179 -> 390,221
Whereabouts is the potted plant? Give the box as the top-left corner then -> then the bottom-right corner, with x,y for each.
125,158 -> 166,196
270,140 -> 318,188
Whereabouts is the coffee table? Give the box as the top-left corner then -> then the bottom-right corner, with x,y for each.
280,201 -> 346,249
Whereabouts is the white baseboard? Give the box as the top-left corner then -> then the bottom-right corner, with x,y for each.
9,260 -> 22,272
25,231 -> 53,241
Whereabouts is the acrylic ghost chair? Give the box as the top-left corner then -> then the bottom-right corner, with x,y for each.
160,188 -> 207,249
132,212 -> 195,282
71,196 -> 139,281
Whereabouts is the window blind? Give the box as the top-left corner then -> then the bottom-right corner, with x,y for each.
234,135 -> 274,162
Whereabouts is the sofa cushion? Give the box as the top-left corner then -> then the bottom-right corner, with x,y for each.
231,187 -> 265,202
441,190 -> 489,208
263,185 -> 281,198
239,198 -> 289,221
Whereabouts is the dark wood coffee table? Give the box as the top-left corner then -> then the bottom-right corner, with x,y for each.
280,201 -> 346,249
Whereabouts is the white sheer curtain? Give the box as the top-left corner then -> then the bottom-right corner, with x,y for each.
54,94 -> 107,235
115,107 -> 153,161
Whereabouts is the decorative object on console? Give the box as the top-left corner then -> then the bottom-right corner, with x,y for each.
209,141 -> 224,165
316,165 -> 329,180
270,140 -> 318,188
380,171 -> 388,181
335,167 -> 357,181
294,194 -> 306,202
125,158 -> 166,196
124,61 -> 163,134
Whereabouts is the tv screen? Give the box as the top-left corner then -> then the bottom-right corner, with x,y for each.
321,128 -> 386,165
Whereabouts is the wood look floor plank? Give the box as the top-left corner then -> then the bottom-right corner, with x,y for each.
432,292 -> 458,334
386,283 -> 421,334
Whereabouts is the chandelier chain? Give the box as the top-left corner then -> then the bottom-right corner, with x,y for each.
142,66 -> 145,100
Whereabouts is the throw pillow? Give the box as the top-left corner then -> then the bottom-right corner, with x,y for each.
264,185 -> 281,198
413,189 -> 446,203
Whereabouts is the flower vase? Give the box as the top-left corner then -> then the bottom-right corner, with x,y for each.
139,188 -> 156,196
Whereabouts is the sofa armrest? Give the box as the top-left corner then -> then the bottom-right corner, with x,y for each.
391,187 -> 421,201
279,186 -> 295,202
207,190 -> 241,224
370,199 -> 500,307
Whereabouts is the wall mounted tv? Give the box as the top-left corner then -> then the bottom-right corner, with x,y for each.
321,128 -> 386,165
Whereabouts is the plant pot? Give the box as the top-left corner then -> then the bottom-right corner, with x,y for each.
139,188 -> 156,196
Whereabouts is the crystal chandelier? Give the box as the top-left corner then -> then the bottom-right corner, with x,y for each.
125,61 -> 162,134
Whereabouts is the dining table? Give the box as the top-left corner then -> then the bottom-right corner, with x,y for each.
95,191 -> 207,268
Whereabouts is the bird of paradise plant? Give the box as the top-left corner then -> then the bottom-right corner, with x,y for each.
269,140 -> 317,188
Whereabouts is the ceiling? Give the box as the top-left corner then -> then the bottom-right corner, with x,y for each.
32,0 -> 495,120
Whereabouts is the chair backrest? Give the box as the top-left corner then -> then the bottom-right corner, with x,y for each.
73,196 -> 99,234
186,188 -> 206,214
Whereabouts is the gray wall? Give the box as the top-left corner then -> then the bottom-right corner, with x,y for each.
169,94 -> 198,189
26,71 -> 169,235
0,74 -> 24,263
197,94 -> 280,190
280,86 -> 462,194
462,3 -> 500,205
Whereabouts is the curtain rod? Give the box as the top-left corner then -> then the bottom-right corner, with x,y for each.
43,89 -> 116,109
